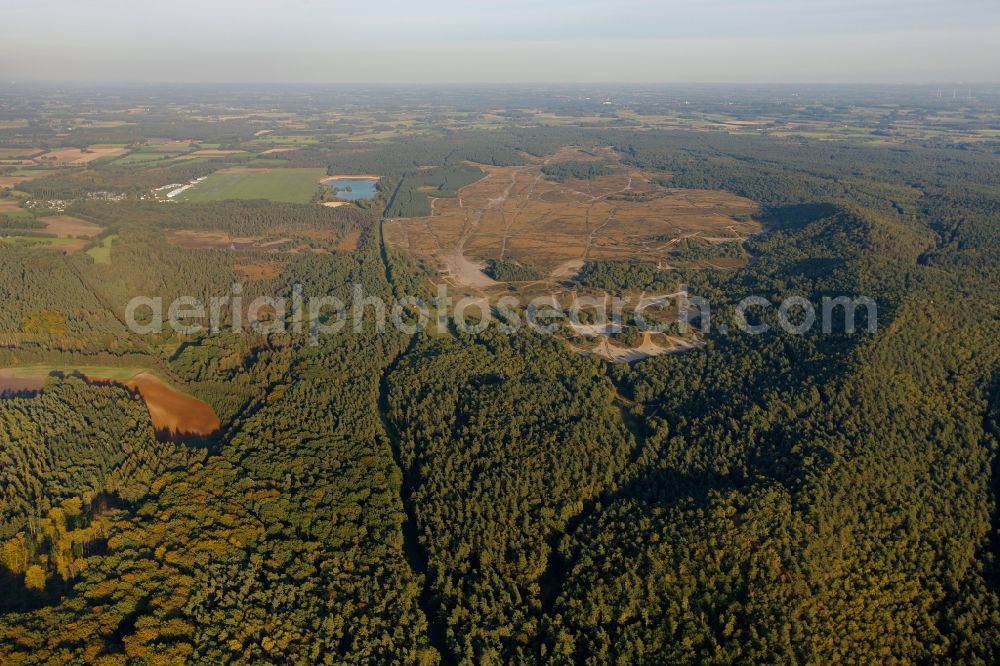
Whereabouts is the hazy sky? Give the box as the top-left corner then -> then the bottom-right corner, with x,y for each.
1,0 -> 998,83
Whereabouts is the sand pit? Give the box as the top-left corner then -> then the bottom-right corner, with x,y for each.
551,259 -> 585,279
577,332 -> 704,363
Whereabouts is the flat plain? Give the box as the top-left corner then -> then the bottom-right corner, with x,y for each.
176,167 -> 326,203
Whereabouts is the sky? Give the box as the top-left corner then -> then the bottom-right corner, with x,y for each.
1,0 -> 998,84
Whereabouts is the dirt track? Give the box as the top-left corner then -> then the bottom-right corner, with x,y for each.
384,157 -> 759,289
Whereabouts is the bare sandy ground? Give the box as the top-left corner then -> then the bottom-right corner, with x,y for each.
551,259 -> 585,280
441,251 -> 498,288
568,322 -> 622,337
575,332 -> 704,363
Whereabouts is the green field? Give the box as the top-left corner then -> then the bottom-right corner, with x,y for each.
113,151 -> 184,165
87,234 -> 117,264
0,236 -> 79,249
177,167 -> 326,203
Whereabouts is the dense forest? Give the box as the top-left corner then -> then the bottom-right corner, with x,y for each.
540,161 -> 614,183
0,88 -> 999,664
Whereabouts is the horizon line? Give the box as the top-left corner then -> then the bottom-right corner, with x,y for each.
3,80 -> 999,88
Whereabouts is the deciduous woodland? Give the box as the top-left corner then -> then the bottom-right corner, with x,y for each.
0,85 -> 999,664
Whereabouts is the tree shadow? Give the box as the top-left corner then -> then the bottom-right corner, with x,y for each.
760,202 -> 840,230
0,567 -> 72,613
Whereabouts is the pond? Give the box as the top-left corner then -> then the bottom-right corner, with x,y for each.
323,176 -> 379,201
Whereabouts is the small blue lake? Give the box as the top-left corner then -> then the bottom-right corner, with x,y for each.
324,177 -> 379,201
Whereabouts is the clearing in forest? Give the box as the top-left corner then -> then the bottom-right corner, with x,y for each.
38,215 -> 103,238
384,148 -> 760,362
120,372 -> 220,439
234,261 -> 283,280
164,229 -> 293,251
175,167 -> 326,203
384,156 -> 759,290
0,367 -> 220,439
86,234 -> 116,264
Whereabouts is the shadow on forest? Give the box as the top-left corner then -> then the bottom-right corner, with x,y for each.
986,371 -> 1000,594
0,568 -> 53,613
760,202 -> 840,230
0,493 -> 129,613
0,560 -> 88,614
539,464 -> 743,619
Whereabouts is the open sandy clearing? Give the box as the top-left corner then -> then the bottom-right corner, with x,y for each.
322,174 -> 381,181
573,332 -> 705,363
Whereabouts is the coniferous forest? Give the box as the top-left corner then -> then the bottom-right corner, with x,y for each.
1,84 -> 999,664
